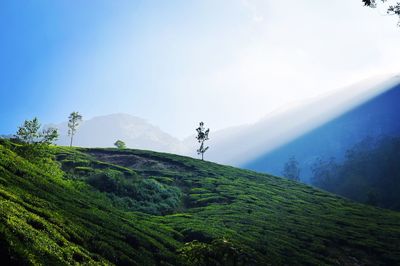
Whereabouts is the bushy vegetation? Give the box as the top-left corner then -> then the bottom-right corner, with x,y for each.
114,140 -> 126,149
0,139 -> 400,265
178,238 -> 253,266
311,136 -> 400,210
88,170 -> 182,215
57,149 -> 182,215
0,140 -> 179,265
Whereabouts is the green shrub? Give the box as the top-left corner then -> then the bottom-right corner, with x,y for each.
87,170 -> 182,215
178,239 -> 253,266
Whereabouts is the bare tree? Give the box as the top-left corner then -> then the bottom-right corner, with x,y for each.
196,122 -> 210,161
68,112 -> 83,147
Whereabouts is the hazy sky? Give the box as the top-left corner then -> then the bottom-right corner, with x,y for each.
1,0 -> 399,138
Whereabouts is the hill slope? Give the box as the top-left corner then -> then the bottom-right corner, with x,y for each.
0,142 -> 400,265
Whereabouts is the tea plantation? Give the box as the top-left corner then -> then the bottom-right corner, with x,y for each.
0,141 -> 399,265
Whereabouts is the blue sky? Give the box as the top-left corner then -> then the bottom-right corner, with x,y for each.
1,0 -> 399,138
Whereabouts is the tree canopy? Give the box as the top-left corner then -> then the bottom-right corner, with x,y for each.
114,140 -> 126,149
68,111 -> 83,147
16,117 -> 58,145
195,122 -> 210,161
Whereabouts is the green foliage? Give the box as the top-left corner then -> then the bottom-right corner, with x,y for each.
178,239 -> 253,266
0,140 -> 62,180
16,117 -> 41,144
40,127 -> 59,144
57,150 -> 182,215
12,118 -> 59,170
68,111 -> 82,147
0,143 -> 179,265
16,117 -> 58,145
114,140 -> 126,149
88,170 -> 182,215
0,142 -> 400,265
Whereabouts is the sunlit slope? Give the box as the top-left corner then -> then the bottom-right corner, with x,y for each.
1,144 -> 400,265
0,144 -> 179,265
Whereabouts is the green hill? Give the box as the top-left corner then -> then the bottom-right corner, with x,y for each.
0,141 -> 399,265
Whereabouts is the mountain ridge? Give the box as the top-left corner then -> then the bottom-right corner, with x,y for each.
206,75 -> 400,166
52,113 -> 184,154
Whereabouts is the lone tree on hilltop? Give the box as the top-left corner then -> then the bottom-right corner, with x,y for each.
114,140 -> 126,149
68,112 -> 83,147
196,122 -> 210,161
16,117 -> 59,145
282,156 -> 301,182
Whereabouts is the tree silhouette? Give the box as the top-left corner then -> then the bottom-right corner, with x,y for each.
282,156 -> 301,181
196,122 -> 210,161
114,140 -> 126,149
68,112 -> 83,147
363,0 -> 400,26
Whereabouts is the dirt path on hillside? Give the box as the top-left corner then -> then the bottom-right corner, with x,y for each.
85,150 -> 193,173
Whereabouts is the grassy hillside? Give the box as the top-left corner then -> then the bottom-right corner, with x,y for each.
0,141 -> 400,265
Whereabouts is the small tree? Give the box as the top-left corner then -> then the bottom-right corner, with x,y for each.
40,127 -> 59,145
114,140 -> 126,149
16,117 -> 59,145
195,122 -> 210,161
68,111 -> 83,147
14,118 -> 61,176
16,117 -> 41,144
282,156 -> 301,181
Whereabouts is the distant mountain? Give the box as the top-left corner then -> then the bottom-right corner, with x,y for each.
52,75 -> 400,178
53,113 -> 184,153
188,75 -> 400,179
242,75 -> 400,182
182,123 -> 248,160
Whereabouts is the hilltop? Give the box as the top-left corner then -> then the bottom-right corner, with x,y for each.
51,113 -> 183,154
0,141 -> 399,265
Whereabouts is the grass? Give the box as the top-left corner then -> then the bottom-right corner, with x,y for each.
0,141 -> 399,265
